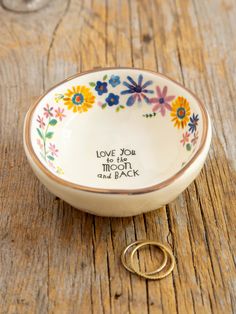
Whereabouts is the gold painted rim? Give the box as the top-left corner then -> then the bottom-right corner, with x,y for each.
24,67 -> 209,195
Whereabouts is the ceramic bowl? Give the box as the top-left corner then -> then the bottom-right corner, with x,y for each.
23,68 -> 212,217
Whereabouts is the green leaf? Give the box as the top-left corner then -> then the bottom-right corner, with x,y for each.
49,119 -> 57,126
102,103 -> 107,109
116,107 -> 120,112
103,74 -> 108,81
186,143 -> 191,151
120,105 -> 125,109
46,132 -> 54,139
89,82 -> 95,87
37,128 -> 44,139
47,155 -> 54,161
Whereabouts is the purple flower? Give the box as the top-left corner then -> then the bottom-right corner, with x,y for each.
43,104 -> 53,118
188,113 -> 199,133
95,81 -> 108,95
149,86 -> 175,116
121,74 -> 153,106
37,115 -> 45,129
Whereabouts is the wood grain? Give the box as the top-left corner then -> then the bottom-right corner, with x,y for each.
0,0 -> 235,313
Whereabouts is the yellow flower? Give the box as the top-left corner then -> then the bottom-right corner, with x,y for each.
171,96 -> 191,129
63,86 -> 95,113
56,166 -> 64,175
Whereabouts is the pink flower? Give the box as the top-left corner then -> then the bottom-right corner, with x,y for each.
150,86 -> 175,116
48,160 -> 55,169
37,138 -> 43,150
36,115 -> 45,129
54,107 -> 66,121
180,132 -> 190,146
97,101 -> 103,107
43,104 -> 53,118
49,143 -> 58,157
191,131 -> 199,146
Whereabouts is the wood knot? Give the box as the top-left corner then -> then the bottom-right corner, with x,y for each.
114,292 -> 122,299
143,34 -> 152,43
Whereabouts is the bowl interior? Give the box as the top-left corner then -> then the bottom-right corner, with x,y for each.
28,69 -> 206,190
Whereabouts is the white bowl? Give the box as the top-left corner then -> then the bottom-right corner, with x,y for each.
23,68 -> 212,217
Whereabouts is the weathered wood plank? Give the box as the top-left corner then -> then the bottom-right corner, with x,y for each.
0,0 -> 235,313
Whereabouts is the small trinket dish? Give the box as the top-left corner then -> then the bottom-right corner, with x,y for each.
23,68 -> 212,216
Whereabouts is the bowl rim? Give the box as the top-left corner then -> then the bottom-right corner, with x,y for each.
24,67 -> 209,195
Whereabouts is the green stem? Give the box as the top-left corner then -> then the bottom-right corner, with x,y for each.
43,117 -> 51,161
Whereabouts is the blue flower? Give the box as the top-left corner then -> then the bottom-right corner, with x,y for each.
95,81 -> 108,95
188,113 -> 199,133
109,75 -> 121,87
121,74 -> 153,106
106,93 -> 119,106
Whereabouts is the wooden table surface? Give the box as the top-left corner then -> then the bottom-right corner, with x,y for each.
0,0 -> 235,313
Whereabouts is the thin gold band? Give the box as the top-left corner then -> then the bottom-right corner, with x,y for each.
121,240 -> 168,275
130,241 -> 175,280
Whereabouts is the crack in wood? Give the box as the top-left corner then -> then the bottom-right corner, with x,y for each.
46,0 -> 71,71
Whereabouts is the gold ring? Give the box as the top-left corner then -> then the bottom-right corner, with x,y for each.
130,241 -> 175,280
121,240 -> 168,275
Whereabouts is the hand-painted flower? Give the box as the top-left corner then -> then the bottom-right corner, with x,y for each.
56,166 -> 64,175
188,113 -> 199,133
191,131 -> 199,145
43,104 -> 53,118
48,160 -> 56,169
121,74 -> 153,106
180,132 -> 190,146
37,138 -> 44,150
109,75 -> 121,87
97,101 -> 103,107
63,86 -> 95,113
55,107 -> 66,121
171,96 -> 191,129
37,115 -> 45,129
49,143 -> 59,157
149,86 -> 175,116
95,81 -> 108,95
106,93 -> 119,106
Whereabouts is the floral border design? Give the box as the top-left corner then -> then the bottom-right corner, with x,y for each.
35,73 -> 201,175
142,87 -> 200,152
89,74 -> 125,112
36,104 -> 65,174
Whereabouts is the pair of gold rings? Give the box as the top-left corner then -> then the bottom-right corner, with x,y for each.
121,240 -> 175,280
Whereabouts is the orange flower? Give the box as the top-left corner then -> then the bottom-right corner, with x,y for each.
63,86 -> 95,113
171,96 -> 191,129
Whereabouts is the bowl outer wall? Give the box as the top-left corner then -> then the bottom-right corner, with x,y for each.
23,112 -> 212,217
